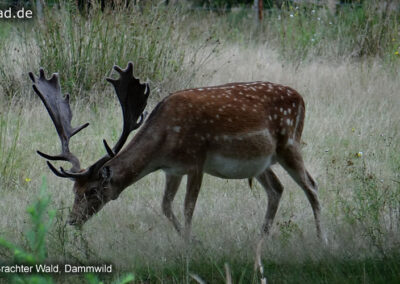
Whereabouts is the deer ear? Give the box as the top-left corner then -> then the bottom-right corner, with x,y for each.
100,166 -> 112,184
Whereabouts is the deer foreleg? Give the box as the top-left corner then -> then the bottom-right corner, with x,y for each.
162,173 -> 183,235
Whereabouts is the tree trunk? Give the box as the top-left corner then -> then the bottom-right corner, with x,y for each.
253,0 -> 263,24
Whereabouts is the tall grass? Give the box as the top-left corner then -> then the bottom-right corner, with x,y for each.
0,48 -> 398,281
0,1 -> 399,101
185,1 -> 400,62
265,1 -> 400,61
0,99 -> 22,187
0,2 -> 216,102
32,3 -> 189,97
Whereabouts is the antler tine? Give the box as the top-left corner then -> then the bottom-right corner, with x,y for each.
39,68 -> 45,79
103,139 -> 115,158
113,65 -> 124,74
113,62 -> 133,75
46,161 -> 68,178
30,68 -> 89,176
103,62 -> 150,157
45,161 -> 87,179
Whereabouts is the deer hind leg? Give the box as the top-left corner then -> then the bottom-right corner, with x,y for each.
277,145 -> 323,239
256,168 -> 284,235
254,168 -> 284,278
183,170 -> 203,242
162,173 -> 183,235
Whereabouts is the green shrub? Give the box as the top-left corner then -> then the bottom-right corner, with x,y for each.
0,177 -> 135,284
0,177 -> 55,283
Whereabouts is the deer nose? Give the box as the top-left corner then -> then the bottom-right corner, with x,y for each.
67,218 -> 77,226
67,217 -> 82,227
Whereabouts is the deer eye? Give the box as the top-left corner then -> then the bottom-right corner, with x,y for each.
85,188 -> 98,197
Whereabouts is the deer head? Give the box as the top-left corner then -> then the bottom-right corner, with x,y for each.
29,62 -> 149,226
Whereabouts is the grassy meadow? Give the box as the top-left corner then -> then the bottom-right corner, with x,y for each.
0,1 -> 399,283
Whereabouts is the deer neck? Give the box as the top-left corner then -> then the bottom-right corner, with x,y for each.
106,125 -> 163,193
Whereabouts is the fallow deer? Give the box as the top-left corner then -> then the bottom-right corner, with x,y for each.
29,62 -> 322,250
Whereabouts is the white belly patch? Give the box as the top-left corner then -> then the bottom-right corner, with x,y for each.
204,153 -> 273,179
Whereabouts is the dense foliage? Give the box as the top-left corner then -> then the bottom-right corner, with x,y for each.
0,0 -> 398,101
192,0 -> 276,9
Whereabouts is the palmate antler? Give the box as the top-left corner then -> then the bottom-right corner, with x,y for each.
30,62 -> 150,179
29,69 -> 89,176
104,62 -> 149,157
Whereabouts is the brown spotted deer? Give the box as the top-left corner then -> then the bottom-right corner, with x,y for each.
30,63 -> 322,249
